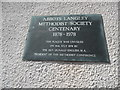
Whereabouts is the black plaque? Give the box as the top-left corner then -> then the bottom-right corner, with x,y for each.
23,14 -> 110,62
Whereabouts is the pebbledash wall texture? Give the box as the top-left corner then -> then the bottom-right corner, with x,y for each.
1,2 -> 119,88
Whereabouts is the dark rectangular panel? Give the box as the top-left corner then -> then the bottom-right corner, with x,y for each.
23,14 -> 110,62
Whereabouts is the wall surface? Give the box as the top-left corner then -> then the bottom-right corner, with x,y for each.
1,2 -> 119,88
0,1 -> 2,90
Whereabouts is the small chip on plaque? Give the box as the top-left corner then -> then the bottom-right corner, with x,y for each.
23,14 -> 110,62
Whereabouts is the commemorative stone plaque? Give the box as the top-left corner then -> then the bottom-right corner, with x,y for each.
23,14 -> 110,62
